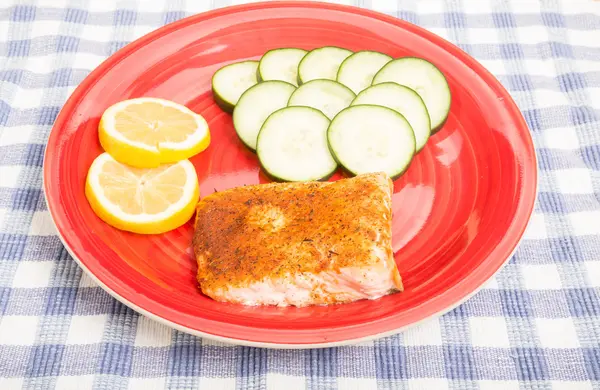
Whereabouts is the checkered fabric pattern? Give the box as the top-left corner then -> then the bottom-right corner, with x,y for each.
1,0 -> 599,388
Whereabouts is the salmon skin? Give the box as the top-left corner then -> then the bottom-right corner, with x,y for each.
193,172 -> 402,307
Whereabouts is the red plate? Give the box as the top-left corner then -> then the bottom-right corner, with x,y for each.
43,1 -> 537,347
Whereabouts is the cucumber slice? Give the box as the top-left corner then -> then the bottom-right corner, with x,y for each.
233,81 -> 296,151
257,106 -> 337,182
287,79 -> 355,120
372,57 -> 451,133
297,46 -> 352,85
351,82 -> 431,152
327,105 -> 416,179
336,50 -> 392,94
211,60 -> 259,113
258,48 -> 307,87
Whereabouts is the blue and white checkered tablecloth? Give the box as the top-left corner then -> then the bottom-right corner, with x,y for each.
1,0 -> 599,388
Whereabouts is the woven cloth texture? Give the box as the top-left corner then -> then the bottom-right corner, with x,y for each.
0,0 -> 599,389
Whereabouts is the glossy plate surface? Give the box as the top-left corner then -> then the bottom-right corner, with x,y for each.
43,1 -> 537,347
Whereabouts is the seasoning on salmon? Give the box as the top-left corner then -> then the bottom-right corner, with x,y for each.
193,172 -> 402,307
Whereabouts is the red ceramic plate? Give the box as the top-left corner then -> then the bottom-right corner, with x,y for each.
44,1 -> 537,347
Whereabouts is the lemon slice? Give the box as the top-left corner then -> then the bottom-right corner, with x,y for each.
99,97 -> 210,168
85,152 -> 199,234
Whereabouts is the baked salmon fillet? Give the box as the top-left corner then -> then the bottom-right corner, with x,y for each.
193,172 -> 402,307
